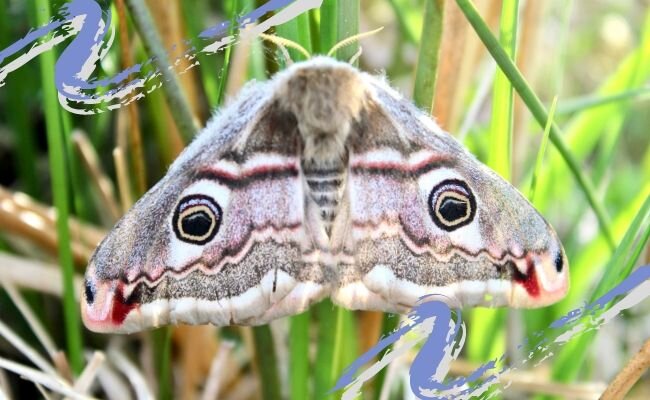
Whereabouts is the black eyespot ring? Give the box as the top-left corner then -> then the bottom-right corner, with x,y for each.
172,195 -> 222,245
428,179 -> 476,231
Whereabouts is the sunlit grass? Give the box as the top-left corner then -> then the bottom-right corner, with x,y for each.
0,0 -> 648,398
32,0 -> 84,375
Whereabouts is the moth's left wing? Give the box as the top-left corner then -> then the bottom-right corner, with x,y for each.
332,79 -> 569,312
82,83 -> 329,333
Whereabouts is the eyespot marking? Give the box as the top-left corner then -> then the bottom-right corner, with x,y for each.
172,194 -> 222,245
428,179 -> 476,231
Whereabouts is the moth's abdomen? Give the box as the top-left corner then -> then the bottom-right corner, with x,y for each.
304,166 -> 346,234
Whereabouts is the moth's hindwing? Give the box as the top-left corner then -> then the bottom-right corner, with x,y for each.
82,57 -> 569,333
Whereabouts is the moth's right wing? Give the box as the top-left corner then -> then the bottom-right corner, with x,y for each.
331,77 -> 569,313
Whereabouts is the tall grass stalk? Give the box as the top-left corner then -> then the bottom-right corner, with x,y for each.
551,195 -> 650,384
334,0 -> 359,62
125,0 -> 198,142
276,12 -> 313,62
374,0 -> 446,395
529,96 -> 558,203
275,13 -> 314,399
33,0 -> 84,375
0,1 -> 40,198
413,0 -> 444,113
319,3 -> 359,398
555,87 -> 650,116
455,0 -> 615,249
319,1 -> 337,55
487,0 -> 517,181
468,0 -> 519,363
535,8 -> 650,215
154,326 -> 173,400
180,0 -> 221,106
252,325 -> 282,400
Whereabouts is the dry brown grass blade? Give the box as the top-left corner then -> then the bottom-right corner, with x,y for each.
173,325 -> 220,400
222,375 -> 259,400
512,0 -> 547,182
72,130 -> 122,223
226,26 -> 256,98
0,319 -> 59,378
115,0 -> 147,195
108,347 -> 155,400
0,369 -> 11,399
74,352 -> 105,395
358,311 -> 383,354
447,359 -> 606,399
137,0 -> 202,163
600,338 -> 650,400
0,187 -> 105,266
0,252 -> 83,298
95,356 -> 134,400
201,340 -> 235,400
144,0 -> 204,121
433,0 -> 500,132
0,356 -> 94,400
112,147 -> 135,213
2,282 -> 58,357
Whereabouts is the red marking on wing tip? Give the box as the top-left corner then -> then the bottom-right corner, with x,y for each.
110,283 -> 138,325
514,257 -> 540,297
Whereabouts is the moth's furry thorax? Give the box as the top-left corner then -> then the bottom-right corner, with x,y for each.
277,59 -> 367,169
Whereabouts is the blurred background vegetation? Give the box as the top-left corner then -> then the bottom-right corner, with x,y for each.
0,0 -> 649,399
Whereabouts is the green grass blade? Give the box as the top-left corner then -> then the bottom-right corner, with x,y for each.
551,192 -> 650,382
455,0 -> 615,250
329,307 -> 346,393
532,9 -> 650,217
552,183 -> 650,319
252,325 -> 282,400
529,96 -> 558,203
272,16 -> 315,399
152,327 -> 173,400
487,0 -> 518,181
314,300 -> 336,399
468,0 -> 518,363
0,3 -> 40,197
373,314 -> 399,400
311,5 -> 360,398
125,0 -> 198,142
556,86 -> 650,116
386,0 -> 421,44
289,311 -> 310,400
319,0 -> 337,56
276,12 -> 313,62
180,0 -> 221,106
412,0 -> 445,112
334,0 -> 359,62
33,0 -> 84,375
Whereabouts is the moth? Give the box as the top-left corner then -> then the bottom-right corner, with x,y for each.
82,57 -> 569,333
